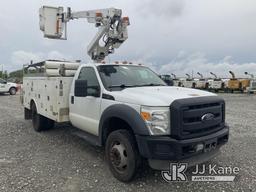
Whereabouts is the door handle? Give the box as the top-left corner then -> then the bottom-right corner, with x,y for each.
71,96 -> 74,104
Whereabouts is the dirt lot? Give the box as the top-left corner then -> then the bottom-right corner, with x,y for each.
0,93 -> 255,192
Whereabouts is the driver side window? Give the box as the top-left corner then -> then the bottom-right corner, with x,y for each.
78,67 -> 100,95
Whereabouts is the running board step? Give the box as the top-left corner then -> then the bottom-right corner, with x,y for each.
70,128 -> 101,146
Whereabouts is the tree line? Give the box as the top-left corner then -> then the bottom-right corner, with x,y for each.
0,69 -> 23,83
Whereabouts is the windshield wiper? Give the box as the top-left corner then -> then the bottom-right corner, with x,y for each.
108,84 -> 138,89
108,83 -> 165,90
138,83 -> 165,87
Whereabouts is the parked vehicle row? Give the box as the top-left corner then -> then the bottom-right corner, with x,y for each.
160,71 -> 256,93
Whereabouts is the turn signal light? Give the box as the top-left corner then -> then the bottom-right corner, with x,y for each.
141,112 -> 151,121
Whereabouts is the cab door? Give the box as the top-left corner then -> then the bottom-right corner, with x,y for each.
69,67 -> 102,136
0,79 -> 7,92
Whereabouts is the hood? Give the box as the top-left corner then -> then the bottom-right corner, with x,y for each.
7,82 -> 17,87
109,86 -> 216,106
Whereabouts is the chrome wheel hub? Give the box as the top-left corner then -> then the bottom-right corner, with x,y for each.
110,142 -> 128,171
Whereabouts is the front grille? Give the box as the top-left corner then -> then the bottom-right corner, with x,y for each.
171,96 -> 225,139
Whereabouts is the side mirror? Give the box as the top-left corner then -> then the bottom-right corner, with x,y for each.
75,80 -> 88,97
74,80 -> 101,97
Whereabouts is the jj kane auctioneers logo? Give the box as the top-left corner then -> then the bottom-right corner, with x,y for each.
162,163 -> 240,182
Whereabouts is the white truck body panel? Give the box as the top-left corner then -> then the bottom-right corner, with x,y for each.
23,77 -> 73,122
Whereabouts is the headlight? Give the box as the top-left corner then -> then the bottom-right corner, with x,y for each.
140,106 -> 170,135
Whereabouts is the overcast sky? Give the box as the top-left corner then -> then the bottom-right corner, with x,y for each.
1,0 -> 256,78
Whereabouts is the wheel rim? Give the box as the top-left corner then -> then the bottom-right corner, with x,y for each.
110,141 -> 128,173
10,88 -> 16,94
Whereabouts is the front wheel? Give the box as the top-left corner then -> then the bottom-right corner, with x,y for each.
105,129 -> 142,182
9,87 -> 17,95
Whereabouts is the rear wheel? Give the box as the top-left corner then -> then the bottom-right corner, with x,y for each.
31,103 -> 54,132
9,87 -> 17,95
105,129 -> 141,182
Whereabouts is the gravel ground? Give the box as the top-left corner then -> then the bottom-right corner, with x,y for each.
0,93 -> 255,192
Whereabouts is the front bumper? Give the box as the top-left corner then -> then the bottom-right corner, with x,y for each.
136,126 -> 229,166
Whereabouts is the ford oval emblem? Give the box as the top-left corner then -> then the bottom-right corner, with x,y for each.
201,113 -> 215,122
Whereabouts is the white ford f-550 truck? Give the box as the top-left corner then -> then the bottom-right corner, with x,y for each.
22,6 -> 229,181
23,60 -> 229,181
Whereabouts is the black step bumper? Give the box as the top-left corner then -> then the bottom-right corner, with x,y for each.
136,125 -> 229,161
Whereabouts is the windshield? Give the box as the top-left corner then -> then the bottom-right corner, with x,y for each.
97,65 -> 166,91
0,78 -> 6,84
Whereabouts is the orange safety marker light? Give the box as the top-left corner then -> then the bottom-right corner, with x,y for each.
96,12 -> 103,17
140,112 -> 151,121
122,17 -> 130,25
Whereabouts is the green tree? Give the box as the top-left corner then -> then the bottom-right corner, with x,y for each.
9,69 -> 23,83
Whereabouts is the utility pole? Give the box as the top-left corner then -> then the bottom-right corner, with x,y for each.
0,64 -> 3,78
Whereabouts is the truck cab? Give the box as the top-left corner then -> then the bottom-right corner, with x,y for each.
23,61 -> 229,182
0,78 -> 18,95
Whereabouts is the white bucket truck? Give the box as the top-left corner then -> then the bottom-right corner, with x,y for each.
23,6 -> 229,181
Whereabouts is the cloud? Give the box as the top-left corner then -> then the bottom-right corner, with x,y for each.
136,0 -> 185,18
47,51 -> 73,61
156,52 -> 256,78
10,50 -> 73,71
11,51 -> 44,66
2,0 -> 256,75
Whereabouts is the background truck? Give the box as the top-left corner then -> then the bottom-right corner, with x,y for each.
22,6 -> 229,182
208,72 -> 225,92
183,73 -> 196,88
227,71 -> 243,93
159,74 -> 174,86
0,78 -> 18,95
245,72 -> 256,93
195,72 -> 209,89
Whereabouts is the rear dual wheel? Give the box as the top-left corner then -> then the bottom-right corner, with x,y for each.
31,103 -> 55,132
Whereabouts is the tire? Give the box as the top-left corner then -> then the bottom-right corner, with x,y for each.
46,119 -> 55,130
105,129 -> 142,182
205,83 -> 209,90
9,87 -> 17,95
31,103 -> 54,132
